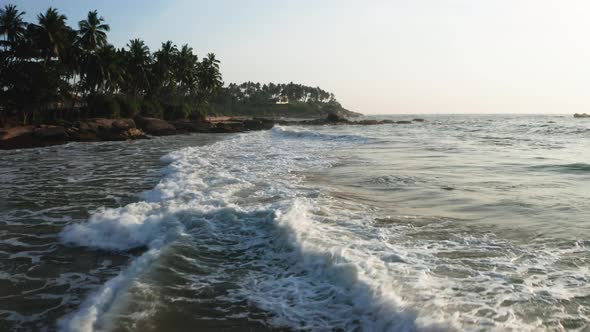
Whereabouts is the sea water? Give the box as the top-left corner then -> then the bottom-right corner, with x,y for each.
1,115 -> 590,331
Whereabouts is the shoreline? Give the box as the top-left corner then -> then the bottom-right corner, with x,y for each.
0,116 -> 275,150
0,115 -> 426,150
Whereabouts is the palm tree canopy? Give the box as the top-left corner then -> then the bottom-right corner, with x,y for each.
152,41 -> 178,91
124,38 -> 151,95
127,38 -> 150,62
198,52 -> 223,95
0,4 -> 27,44
36,7 -> 69,62
78,10 -> 110,52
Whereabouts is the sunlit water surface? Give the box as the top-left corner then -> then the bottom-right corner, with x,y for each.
1,115 -> 590,331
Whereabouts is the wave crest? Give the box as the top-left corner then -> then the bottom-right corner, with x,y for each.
271,125 -> 369,142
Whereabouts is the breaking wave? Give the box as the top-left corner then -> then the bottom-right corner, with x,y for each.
271,125 -> 370,142
57,123 -> 590,332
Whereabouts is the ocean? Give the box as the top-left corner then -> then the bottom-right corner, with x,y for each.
1,114 -> 589,331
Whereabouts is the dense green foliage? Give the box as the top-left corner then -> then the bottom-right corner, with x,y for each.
216,82 -> 336,105
0,4 -> 223,125
87,94 -> 120,118
210,82 -> 359,118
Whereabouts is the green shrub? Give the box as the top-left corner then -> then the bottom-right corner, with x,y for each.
140,100 -> 163,118
189,104 -> 208,122
163,103 -> 191,120
115,95 -> 140,118
87,94 -> 120,118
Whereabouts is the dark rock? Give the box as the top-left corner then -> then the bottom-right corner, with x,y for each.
243,118 -> 275,131
0,126 -> 35,141
278,114 -> 425,126
33,125 -> 67,140
326,113 -> 350,123
212,122 -> 245,133
121,128 -> 147,140
112,119 -> 135,130
356,120 -> 380,125
134,117 -> 176,136
413,118 -> 426,122
0,125 -> 68,149
169,120 -> 214,133
574,113 -> 590,118
71,118 -> 146,141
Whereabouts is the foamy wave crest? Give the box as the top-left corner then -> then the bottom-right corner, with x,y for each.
272,125 -> 369,142
58,126 -> 569,332
60,202 -> 182,250
57,141 -> 253,331
56,128 -> 450,331
58,248 -> 162,332
257,200 -> 433,330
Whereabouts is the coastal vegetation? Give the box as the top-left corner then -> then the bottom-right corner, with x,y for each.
210,82 -> 361,118
0,4 -> 355,127
0,4 -> 222,126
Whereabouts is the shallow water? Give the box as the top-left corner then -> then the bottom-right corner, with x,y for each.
1,115 -> 590,331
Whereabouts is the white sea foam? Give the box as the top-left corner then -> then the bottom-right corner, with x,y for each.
271,125 -> 370,142
57,126 -> 590,332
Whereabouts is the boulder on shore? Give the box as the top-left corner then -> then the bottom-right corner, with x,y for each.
71,118 -> 146,141
243,118 -> 275,131
169,120 -> 214,133
134,117 -> 176,136
0,118 -> 148,149
212,121 -> 245,133
0,125 -> 68,149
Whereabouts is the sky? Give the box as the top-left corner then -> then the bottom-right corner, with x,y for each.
9,0 -> 590,114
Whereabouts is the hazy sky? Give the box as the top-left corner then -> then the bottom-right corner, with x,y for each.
12,0 -> 590,114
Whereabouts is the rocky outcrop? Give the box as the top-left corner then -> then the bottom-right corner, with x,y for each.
243,118 -> 275,131
211,121 -> 245,133
169,120 -> 213,133
0,125 -> 69,149
0,119 -> 147,150
172,118 -> 276,134
574,113 -> 590,118
134,117 -> 177,136
33,125 -> 68,140
277,114 -> 423,126
69,118 -> 147,141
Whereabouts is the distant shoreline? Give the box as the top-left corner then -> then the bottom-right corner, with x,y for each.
0,114 -> 429,150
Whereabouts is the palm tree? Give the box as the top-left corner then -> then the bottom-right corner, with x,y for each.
155,41 -> 177,66
152,41 -> 178,92
198,53 -> 223,96
174,44 -> 198,96
93,44 -> 124,93
77,10 -> 109,52
124,38 -> 151,96
77,10 -> 110,96
35,7 -> 69,63
0,4 -> 27,48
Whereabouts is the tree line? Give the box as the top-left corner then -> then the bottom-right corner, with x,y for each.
0,4 -> 223,125
213,82 -> 338,106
